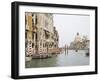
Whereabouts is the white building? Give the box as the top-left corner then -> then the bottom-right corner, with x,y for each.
69,32 -> 89,50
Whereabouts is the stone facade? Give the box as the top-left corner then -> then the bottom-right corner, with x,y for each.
25,13 -> 59,56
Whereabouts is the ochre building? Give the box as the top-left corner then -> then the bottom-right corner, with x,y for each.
25,12 -> 59,56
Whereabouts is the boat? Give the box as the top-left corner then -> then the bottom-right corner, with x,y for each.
85,49 -> 89,56
32,54 -> 52,59
25,56 -> 32,61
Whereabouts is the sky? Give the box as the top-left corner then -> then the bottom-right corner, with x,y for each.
53,14 -> 90,47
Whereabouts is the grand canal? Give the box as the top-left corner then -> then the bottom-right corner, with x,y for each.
26,50 -> 89,68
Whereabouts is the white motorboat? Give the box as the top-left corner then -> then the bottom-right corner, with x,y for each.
25,56 -> 32,61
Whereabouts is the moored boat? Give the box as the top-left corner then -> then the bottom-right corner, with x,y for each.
25,56 -> 32,61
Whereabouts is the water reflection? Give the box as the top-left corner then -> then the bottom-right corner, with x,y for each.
26,50 -> 89,68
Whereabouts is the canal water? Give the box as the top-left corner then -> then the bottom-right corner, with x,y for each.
25,50 -> 89,68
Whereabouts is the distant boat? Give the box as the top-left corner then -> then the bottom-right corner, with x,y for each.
75,48 -> 78,52
75,50 -> 78,52
25,56 -> 32,61
86,49 -> 89,56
